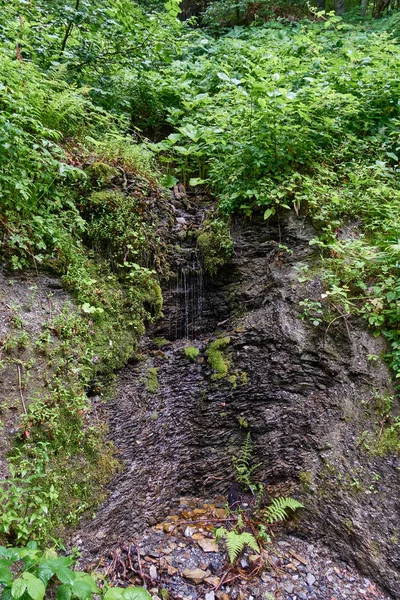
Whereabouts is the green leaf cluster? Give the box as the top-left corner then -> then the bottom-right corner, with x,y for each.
0,544 -> 151,600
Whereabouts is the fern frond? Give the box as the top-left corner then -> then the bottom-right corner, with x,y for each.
214,526 -> 228,541
263,497 -> 303,524
225,531 -> 245,563
239,532 -> 260,555
225,531 -> 259,563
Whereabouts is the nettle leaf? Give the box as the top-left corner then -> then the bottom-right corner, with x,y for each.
74,574 -> 99,594
36,563 -> 54,585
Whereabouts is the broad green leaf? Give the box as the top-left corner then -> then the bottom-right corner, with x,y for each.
70,580 -> 92,600
54,567 -> 75,585
217,72 -> 230,82
74,573 -> 99,594
2,588 -> 13,600
161,174 -> 178,188
189,178 -> 206,186
123,587 -> 152,600
57,584 -> 72,600
264,208 -> 275,220
11,578 -> 27,599
37,563 -> 55,585
0,567 -> 13,586
104,588 -> 124,600
22,573 -> 45,600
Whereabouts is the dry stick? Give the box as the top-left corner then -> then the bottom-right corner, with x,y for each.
47,296 -> 53,322
132,540 -> 146,589
213,566 -> 235,592
125,551 -> 154,586
17,364 -> 27,414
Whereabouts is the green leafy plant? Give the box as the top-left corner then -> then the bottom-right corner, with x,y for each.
0,544 -> 151,600
262,497 -> 304,523
232,432 -> 261,494
214,527 -> 259,564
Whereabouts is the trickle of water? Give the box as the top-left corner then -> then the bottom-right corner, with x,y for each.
168,254 -> 205,340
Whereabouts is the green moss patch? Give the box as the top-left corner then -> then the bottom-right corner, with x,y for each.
184,346 -> 200,361
206,337 -> 231,379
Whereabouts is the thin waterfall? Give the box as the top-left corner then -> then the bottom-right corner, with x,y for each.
167,252 -> 205,341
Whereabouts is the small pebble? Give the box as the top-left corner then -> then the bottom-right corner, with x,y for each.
306,573 -> 316,586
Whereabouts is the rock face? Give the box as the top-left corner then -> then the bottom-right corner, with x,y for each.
77,212 -> 400,598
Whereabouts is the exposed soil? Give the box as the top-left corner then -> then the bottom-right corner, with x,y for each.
0,268 -> 71,478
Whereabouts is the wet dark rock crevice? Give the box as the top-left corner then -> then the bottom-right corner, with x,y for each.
77,208 -> 400,598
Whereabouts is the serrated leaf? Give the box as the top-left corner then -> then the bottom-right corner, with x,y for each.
2,588 -> 13,600
54,567 -> 75,585
37,563 -> 54,585
57,584 -> 72,600
11,578 -> 27,599
22,573 -> 45,600
0,567 -> 13,586
73,574 -> 98,594
26,543 -> 37,551
70,580 -> 92,600
43,549 -> 58,561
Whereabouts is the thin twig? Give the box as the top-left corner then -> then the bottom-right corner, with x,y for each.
132,540 -> 146,589
17,364 -> 27,414
213,567 -> 233,592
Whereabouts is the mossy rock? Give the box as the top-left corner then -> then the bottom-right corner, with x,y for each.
184,346 -> 200,361
146,367 -> 160,393
197,218 -> 233,276
85,162 -> 118,188
206,337 -> 231,378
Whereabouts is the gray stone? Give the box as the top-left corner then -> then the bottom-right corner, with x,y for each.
306,573 -> 316,586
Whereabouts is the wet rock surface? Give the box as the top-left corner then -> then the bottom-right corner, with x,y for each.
76,497 -> 391,600
75,211 -> 400,597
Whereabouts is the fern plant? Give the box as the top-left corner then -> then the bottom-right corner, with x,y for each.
232,432 -> 261,494
214,527 -> 260,564
215,496 -> 303,564
263,497 -> 304,524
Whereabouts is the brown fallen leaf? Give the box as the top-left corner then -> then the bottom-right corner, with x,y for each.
182,567 -> 209,584
197,538 -> 219,553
